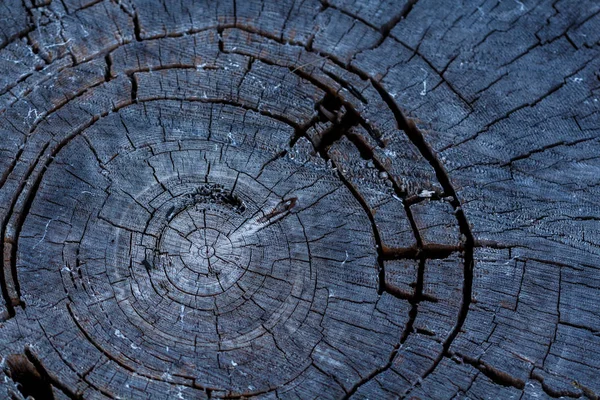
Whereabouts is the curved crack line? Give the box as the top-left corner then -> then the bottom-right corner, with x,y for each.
8,97 -> 321,398
0,90 -> 310,315
1,30 -> 478,397
214,30 -> 476,395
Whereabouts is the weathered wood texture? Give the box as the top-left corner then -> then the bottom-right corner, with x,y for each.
0,0 -> 599,399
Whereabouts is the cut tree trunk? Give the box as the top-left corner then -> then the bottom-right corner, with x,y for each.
0,0 -> 599,399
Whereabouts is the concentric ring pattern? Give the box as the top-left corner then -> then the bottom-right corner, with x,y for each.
0,2 -> 474,398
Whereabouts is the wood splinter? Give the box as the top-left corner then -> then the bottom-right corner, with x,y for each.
258,197 -> 298,223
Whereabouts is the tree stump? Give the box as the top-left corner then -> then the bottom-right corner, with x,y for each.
0,0 -> 599,399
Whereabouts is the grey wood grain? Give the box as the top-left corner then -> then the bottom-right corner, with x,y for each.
0,0 -> 598,399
